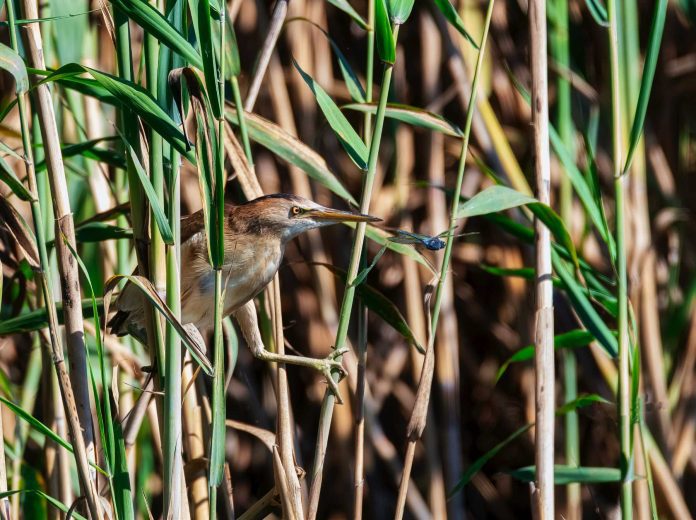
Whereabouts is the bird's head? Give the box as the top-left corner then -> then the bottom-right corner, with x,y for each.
242,194 -> 380,242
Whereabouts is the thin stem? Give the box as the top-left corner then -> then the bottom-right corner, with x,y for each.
6,3 -> 103,518
354,4 -> 376,517
394,1 -> 495,517
231,75 -> 254,166
608,0 -> 632,514
210,7 -> 227,518
308,24 -> 400,520
530,0 -> 555,514
244,0 -> 289,111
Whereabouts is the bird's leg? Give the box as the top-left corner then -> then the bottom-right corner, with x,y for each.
232,301 -> 348,403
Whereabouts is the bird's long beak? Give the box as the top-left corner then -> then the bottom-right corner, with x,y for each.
307,207 -> 381,223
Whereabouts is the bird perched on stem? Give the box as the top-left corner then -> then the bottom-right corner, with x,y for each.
109,193 -> 380,398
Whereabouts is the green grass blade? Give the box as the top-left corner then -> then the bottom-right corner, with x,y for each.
40,64 -> 192,157
344,102 -> 463,136
432,0 -> 479,49
0,155 -> 33,201
121,138 -> 174,245
457,185 -> 579,270
110,0 -> 203,69
623,0 -> 667,174
387,0 -> 414,24
325,0 -> 369,28
288,18 -> 366,103
191,0 -> 222,118
584,0 -> 609,26
225,108 -> 356,204
0,42 -> 28,93
496,330 -> 597,382
319,263 -> 424,353
0,299 -> 103,335
375,0 -> 395,64
509,465 -> 621,484
35,136 -> 126,173
293,58 -> 369,170
0,396 -> 73,452
554,252 -> 618,357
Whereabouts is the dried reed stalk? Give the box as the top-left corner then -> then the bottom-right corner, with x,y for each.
529,0 -> 555,515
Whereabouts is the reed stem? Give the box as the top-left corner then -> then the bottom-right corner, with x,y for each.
308,23 -> 400,520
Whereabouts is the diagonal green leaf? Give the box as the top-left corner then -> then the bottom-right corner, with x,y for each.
433,0 -> 479,49
584,0 -> 609,26
110,0 -> 203,69
450,396 -> 610,497
225,106 -> 356,204
496,330 -> 597,382
0,396 -> 73,452
123,138 -> 174,245
344,102 -> 463,136
325,0 -> 368,29
457,185 -> 537,218
0,155 -> 32,201
509,465 -> 621,484
289,18 -> 366,103
35,136 -> 126,173
554,252 -> 618,357
293,58 -> 369,170
0,299 -> 103,336
457,185 -> 578,270
0,42 -> 28,93
623,0 -> 668,174
39,64 -> 192,158
319,263 -> 424,353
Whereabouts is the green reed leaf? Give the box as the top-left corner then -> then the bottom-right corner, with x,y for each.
325,0 -> 368,28
375,0 -> 395,64
225,107 -> 356,204
344,102 -> 463,136
0,42 -> 28,93
509,465 -> 621,484
293,58 -> 369,170
623,0 -> 667,174
433,0 -> 479,49
110,0 -> 203,69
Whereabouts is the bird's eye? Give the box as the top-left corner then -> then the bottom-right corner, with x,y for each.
291,206 -> 303,216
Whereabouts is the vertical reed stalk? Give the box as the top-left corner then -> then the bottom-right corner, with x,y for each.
154,0 -> 185,516
354,2 -> 376,518
529,0 -> 555,515
607,0 -> 632,515
307,24 -> 401,520
394,1 -> 494,517
549,0 -> 580,515
6,3 -> 102,518
244,0 -> 289,111
20,0 -> 97,476
210,6 -> 228,517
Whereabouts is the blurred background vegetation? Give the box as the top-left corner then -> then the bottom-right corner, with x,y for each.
0,0 -> 695,518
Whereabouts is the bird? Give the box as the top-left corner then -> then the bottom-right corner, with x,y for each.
108,193 -> 380,398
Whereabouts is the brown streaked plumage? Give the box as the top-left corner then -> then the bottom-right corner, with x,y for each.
108,193 -> 379,399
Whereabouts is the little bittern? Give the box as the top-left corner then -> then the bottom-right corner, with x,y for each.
109,193 -> 380,397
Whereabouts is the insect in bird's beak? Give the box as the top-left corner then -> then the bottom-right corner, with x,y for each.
305,207 -> 381,223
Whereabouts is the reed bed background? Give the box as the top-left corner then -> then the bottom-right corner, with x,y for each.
0,0 -> 693,518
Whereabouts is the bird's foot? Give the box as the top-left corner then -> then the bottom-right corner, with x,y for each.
315,347 -> 348,404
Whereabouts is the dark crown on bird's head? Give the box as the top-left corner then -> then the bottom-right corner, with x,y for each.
227,193 -> 378,241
